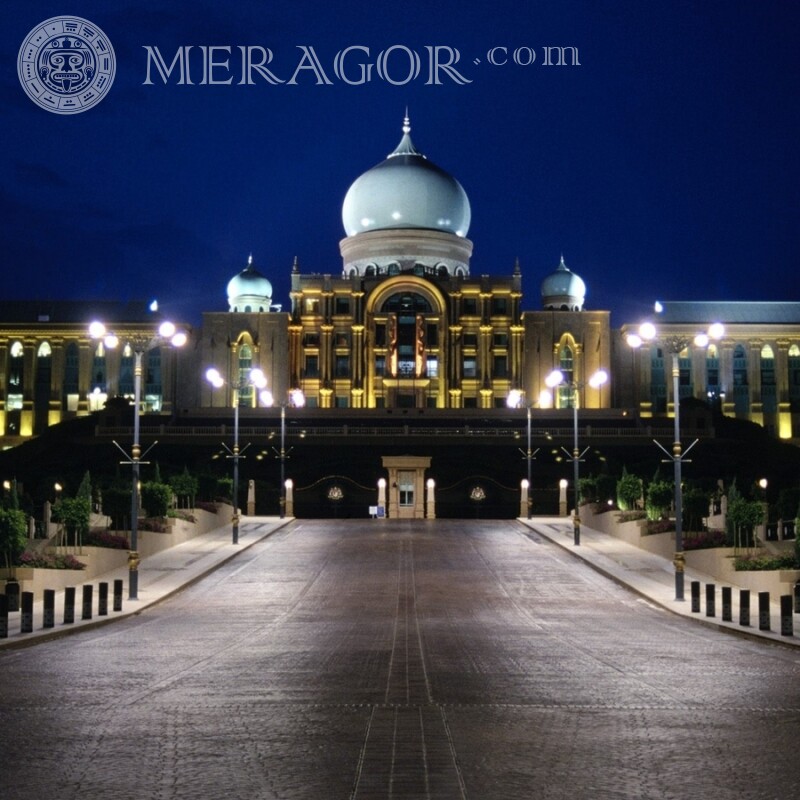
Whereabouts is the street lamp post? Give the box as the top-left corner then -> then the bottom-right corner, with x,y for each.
545,369 -> 608,545
206,367 -> 271,544
89,320 -> 187,600
506,390 -> 539,519
627,318 -> 724,601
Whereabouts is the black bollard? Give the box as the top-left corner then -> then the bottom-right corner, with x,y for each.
64,586 -> 75,624
0,594 -> 7,639
81,585 -> 93,620
758,591 -> 771,631
113,579 -> 123,612
705,584 -> 716,618
721,586 -> 732,622
98,582 -> 108,616
5,579 -> 20,612
43,589 -> 55,629
780,595 -> 793,637
691,580 -> 701,613
20,591 -> 33,634
795,581 -> 800,614
739,589 -> 750,627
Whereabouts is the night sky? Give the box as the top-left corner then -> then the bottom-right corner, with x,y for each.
2,1 -> 798,328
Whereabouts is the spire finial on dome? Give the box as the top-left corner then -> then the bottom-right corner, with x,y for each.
247,253 -> 254,267
389,111 -> 422,158
559,253 -> 567,270
514,256 -> 521,275
292,255 -> 299,273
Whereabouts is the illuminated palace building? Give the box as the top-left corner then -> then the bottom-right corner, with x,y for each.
2,117 -> 800,449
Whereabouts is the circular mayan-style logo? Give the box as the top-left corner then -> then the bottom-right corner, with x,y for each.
17,16 -> 116,114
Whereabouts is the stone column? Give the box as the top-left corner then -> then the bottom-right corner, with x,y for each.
520,479 -> 529,518
247,479 -> 255,516
284,479 -> 294,517
426,479 -> 436,519
377,478 -> 387,518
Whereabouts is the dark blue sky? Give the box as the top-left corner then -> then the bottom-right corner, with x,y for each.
3,1 -> 798,327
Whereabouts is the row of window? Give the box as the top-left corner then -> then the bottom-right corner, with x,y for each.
648,343 -> 800,414
300,292 -> 513,319
300,354 -> 515,381
302,328 -> 512,349
4,340 -> 166,393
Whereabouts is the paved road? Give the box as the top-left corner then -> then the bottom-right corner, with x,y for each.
2,519 -> 799,800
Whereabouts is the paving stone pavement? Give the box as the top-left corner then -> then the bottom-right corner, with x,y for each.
2,518 -> 800,799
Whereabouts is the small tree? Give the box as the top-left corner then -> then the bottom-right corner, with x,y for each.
55,496 -> 90,547
77,471 -> 92,502
169,467 -> 198,509
102,487 -> 132,532
216,476 -> 233,504
728,496 -> 764,552
645,480 -> 673,521
578,476 -> 597,504
0,507 -> 28,570
683,487 -> 711,532
616,468 -> 643,511
141,482 -> 172,518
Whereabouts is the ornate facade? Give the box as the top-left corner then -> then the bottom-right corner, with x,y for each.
617,302 -> 800,439
2,118 -> 799,450
0,301 -> 183,447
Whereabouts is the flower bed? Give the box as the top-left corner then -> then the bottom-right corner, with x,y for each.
17,551 -> 86,570
85,530 -> 129,549
734,553 -> 798,571
684,529 -> 727,550
646,518 -> 675,535
138,517 -> 169,533
168,510 -> 196,524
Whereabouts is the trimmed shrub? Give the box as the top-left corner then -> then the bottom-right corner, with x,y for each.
141,482 -> 172,518
102,487 -> 132,531
683,486 -> 711,532
0,507 -> 27,569
169,467 -> 198,509
645,480 -> 673,521
616,469 -> 643,511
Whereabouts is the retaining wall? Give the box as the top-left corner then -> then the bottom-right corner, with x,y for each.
580,504 -> 800,598
1,505 -> 233,595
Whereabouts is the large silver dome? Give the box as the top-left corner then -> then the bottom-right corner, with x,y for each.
342,117 -> 471,238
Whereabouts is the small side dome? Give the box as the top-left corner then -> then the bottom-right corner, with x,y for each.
342,115 -> 471,238
227,255 -> 273,313
541,255 -> 586,311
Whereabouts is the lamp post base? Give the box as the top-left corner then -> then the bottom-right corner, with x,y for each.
674,551 -> 686,601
